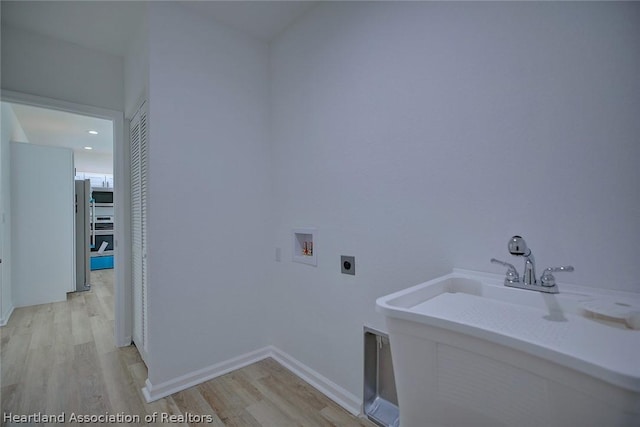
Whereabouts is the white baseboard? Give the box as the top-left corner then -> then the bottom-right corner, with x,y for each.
116,335 -> 132,348
267,346 -> 362,416
142,347 -> 271,402
142,346 -> 362,417
0,305 -> 15,327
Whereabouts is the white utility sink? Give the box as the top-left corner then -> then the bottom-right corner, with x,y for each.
376,269 -> 640,427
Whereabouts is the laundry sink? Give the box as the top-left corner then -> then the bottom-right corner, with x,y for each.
376,269 -> 640,427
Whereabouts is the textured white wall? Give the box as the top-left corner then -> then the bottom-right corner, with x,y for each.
145,2 -> 272,386
1,25 -> 123,111
269,1 -> 640,398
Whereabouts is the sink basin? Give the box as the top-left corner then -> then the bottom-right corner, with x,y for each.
376,269 -> 640,427
377,269 -> 640,391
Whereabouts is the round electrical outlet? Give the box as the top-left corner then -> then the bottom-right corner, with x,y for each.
341,255 -> 355,275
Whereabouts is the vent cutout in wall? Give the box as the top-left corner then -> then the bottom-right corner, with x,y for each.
364,326 -> 400,427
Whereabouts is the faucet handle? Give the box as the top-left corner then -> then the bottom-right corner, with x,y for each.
491,258 -> 519,283
540,265 -> 574,287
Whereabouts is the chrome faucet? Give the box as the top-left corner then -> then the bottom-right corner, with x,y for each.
508,236 -> 536,286
491,235 -> 574,294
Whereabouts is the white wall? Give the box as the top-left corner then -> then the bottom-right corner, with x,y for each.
144,2 -> 272,386
1,25 -> 123,111
269,2 -> 640,398
124,5 -> 148,120
11,142 -> 74,307
1,103 -> 29,143
0,104 -> 22,323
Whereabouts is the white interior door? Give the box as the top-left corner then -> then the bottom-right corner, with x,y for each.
11,143 -> 74,306
131,102 -> 148,357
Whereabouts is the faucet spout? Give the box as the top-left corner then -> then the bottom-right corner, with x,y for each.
523,254 -> 536,286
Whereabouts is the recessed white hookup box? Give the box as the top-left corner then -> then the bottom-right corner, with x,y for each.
293,227 -> 316,266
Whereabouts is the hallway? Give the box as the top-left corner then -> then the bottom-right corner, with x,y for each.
0,271 -> 373,426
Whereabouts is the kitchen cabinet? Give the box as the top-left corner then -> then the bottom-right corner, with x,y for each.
74,172 -> 113,188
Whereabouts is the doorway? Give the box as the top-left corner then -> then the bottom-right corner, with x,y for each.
0,90 -> 129,347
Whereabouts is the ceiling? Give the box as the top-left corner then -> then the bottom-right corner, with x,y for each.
7,102 -> 114,174
182,1 -> 317,41
9,103 -> 113,156
1,1 -> 318,56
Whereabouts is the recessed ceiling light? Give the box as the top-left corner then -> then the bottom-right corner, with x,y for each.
88,130 -> 98,135
84,146 -> 93,150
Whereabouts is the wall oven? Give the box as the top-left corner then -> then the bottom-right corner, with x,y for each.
92,232 -> 114,255
92,188 -> 114,206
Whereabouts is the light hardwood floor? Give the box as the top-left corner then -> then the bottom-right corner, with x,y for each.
1,270 -> 374,426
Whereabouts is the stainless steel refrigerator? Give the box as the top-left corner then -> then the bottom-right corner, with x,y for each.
75,179 -> 91,292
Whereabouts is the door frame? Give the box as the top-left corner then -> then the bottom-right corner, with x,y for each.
1,90 -> 131,346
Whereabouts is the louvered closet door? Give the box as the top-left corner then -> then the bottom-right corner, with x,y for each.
131,102 -> 148,356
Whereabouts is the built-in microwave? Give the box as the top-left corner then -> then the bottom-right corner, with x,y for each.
92,188 -> 114,205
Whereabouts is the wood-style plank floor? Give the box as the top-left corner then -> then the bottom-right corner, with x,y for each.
1,270 -> 374,426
